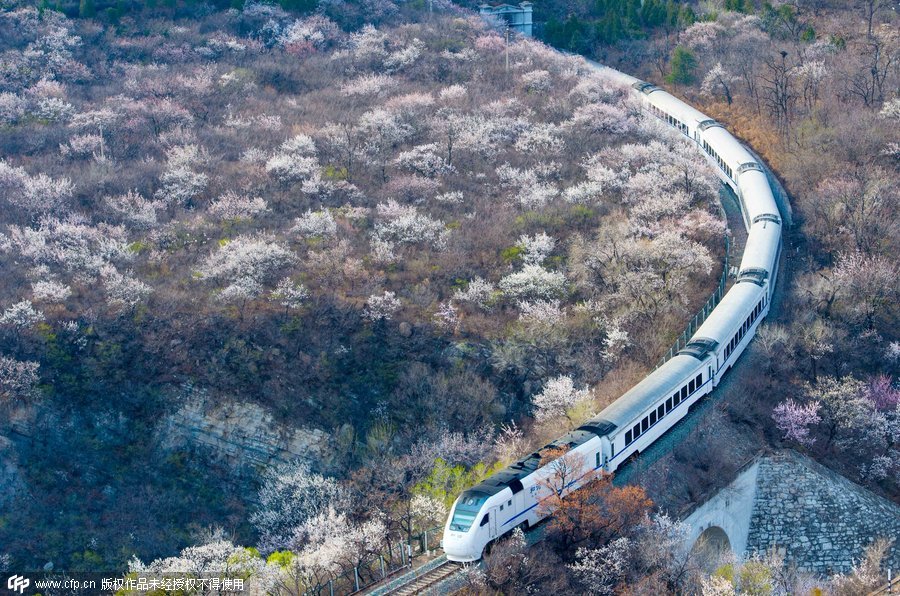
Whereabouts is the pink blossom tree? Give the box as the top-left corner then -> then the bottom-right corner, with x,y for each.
866,375 -> 900,411
772,399 -> 822,446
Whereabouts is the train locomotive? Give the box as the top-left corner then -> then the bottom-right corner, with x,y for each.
442,65 -> 784,563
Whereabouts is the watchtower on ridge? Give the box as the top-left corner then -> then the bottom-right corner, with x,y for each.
478,2 -> 534,37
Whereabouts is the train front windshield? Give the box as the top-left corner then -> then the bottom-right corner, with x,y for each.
449,492 -> 487,532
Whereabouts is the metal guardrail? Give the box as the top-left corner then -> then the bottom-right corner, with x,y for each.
367,555 -> 449,596
303,526 -> 444,596
654,234 -> 731,370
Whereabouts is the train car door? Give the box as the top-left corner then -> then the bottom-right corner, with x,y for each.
488,507 -> 499,539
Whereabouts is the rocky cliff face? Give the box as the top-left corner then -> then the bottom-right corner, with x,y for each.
0,434 -> 23,508
163,391 -> 332,473
0,404 -> 33,507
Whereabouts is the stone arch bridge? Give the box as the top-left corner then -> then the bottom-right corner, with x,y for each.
682,450 -> 900,575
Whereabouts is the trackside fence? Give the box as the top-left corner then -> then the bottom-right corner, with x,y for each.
306,526 -> 443,596
654,235 -> 731,370
867,570 -> 898,596
365,555 -> 449,596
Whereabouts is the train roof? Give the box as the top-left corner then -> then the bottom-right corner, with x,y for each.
641,88 -> 709,128
737,169 -> 780,222
466,428 -> 602,497
739,219 -> 781,282
700,126 -> 756,168
689,282 -> 765,346
578,354 -> 705,436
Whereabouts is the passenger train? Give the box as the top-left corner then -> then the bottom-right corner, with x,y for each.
442,65 -> 784,562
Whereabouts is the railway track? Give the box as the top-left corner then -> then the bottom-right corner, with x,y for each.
387,560 -> 462,596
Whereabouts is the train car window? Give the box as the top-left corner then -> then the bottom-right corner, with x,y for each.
625,429 -> 632,444
657,404 -> 665,418
650,411 -> 657,425
641,418 -> 649,432
480,514 -> 490,527
666,397 -> 673,411
633,423 -> 641,438
508,500 -> 512,507
500,504 -> 504,511
689,379 -> 695,393
681,386 -> 688,400
696,374 -> 702,387
596,452 -> 601,469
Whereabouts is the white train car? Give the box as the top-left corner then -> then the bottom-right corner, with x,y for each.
443,65 -> 785,563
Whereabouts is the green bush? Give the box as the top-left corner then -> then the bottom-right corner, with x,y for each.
666,46 -> 698,85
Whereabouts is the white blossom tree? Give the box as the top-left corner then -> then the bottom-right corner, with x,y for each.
394,143 -> 452,178
251,460 -> 347,554
453,277 -> 495,309
0,300 -> 45,329
292,209 -> 337,240
701,63 -> 740,104
373,200 -> 444,247
804,376 -> 872,449
266,134 -> 320,185
199,235 -> 295,285
105,190 -> 159,229
516,232 -> 555,265
31,280 -> 72,303
130,532 -> 263,581
499,264 -> 566,301
154,144 -> 208,207
290,507 -> 387,580
532,375 -> 591,422
409,493 -> 447,534
0,159 -> 74,220
208,191 -> 268,221
570,538 -> 631,595
364,291 -> 401,322
0,356 -> 40,402
100,265 -> 152,309
433,301 -> 459,333
269,277 -> 309,311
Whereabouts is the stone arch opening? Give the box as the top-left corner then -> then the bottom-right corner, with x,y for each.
691,526 -> 733,572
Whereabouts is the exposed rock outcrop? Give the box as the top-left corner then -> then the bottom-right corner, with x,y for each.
163,391 -> 331,473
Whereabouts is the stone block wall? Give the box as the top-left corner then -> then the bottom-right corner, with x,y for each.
746,451 -> 900,575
